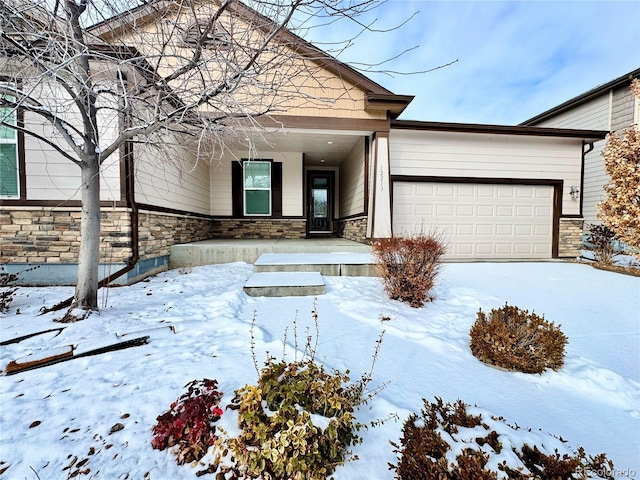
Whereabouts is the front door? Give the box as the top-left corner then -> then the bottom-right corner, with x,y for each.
307,171 -> 333,235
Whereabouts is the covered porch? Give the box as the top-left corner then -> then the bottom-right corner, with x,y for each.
169,237 -> 373,268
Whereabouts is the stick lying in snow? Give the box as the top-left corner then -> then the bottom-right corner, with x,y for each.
4,336 -> 150,376
0,327 -> 65,346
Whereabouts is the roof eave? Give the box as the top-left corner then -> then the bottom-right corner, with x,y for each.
365,93 -> 415,118
521,67 -> 640,126
391,120 -> 608,142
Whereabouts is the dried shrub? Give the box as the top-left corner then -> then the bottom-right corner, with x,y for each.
469,304 -> 567,374
391,397 -> 614,480
0,269 -> 19,313
151,379 -> 223,465
372,232 -> 447,308
586,224 -> 620,265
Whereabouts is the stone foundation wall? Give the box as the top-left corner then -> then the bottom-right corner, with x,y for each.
138,211 -> 215,259
0,207 -> 215,265
211,218 -> 307,239
336,216 -> 368,243
558,218 -> 584,258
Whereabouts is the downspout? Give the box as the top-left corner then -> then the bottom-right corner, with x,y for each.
97,140 -> 140,287
581,140 -> 595,217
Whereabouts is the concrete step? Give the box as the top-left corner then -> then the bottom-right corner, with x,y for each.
243,272 -> 326,297
253,252 -> 378,276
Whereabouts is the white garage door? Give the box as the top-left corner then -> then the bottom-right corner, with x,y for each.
393,182 -> 554,259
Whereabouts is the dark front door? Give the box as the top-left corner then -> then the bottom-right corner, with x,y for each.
307,172 -> 333,234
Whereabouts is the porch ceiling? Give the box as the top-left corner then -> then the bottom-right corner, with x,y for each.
242,129 -> 370,167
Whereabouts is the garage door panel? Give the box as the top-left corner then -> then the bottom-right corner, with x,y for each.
477,224 -> 494,236
456,224 -> 474,235
496,224 -> 513,235
456,205 -> 474,216
437,185 -> 455,196
496,206 -> 513,216
535,206 -> 552,217
495,244 -> 514,254
516,206 -> 533,217
393,181 -> 554,259
497,186 -> 515,197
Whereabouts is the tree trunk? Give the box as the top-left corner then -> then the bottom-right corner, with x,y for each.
74,156 -> 101,310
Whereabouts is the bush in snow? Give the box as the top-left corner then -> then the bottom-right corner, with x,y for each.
585,223 -> 620,265
372,232 -> 447,308
391,397 -> 614,480
469,304 -> 567,374
225,358 -> 366,479
151,378 -> 223,465
219,306 -> 386,479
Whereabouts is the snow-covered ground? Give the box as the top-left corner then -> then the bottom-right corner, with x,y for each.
1,261 -> 638,479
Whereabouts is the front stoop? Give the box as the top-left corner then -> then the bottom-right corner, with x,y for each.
243,272 -> 326,297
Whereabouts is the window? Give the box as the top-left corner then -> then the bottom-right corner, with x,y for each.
243,161 -> 271,215
0,96 -> 18,198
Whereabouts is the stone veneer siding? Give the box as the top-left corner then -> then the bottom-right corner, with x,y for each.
211,218 -> 307,239
558,218 -> 584,258
335,216 -> 368,243
0,206 -> 215,270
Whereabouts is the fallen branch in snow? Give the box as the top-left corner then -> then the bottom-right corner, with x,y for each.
4,336 -> 150,376
0,327 -> 65,346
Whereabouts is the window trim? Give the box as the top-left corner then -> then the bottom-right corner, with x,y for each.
0,92 -> 20,199
243,160 -> 272,216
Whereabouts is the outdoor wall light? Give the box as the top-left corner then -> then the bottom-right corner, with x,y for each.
569,185 -> 580,199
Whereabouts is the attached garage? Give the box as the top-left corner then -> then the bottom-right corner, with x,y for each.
392,181 -> 556,259
385,123 -> 607,260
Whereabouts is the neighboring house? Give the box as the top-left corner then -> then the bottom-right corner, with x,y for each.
0,1 -> 606,285
521,68 -> 640,242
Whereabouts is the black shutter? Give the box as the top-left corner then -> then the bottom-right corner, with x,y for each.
272,162 -> 282,218
232,161 -> 243,217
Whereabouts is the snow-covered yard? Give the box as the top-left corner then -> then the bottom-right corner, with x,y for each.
1,261 -> 638,479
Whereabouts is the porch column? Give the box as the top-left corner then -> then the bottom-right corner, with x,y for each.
367,131 -> 392,238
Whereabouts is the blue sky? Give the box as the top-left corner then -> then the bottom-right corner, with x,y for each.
303,0 -> 640,126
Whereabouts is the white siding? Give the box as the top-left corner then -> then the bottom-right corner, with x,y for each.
23,110 -> 121,202
134,142 -> 210,215
389,129 -> 583,215
338,137 -> 365,217
210,160 -> 233,215
281,152 -> 303,217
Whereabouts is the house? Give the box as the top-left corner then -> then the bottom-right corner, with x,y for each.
521,68 -> 640,242
0,1 -> 606,286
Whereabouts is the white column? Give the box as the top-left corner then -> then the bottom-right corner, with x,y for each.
369,132 -> 392,238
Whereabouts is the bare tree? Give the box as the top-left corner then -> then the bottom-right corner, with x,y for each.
0,0 -> 413,310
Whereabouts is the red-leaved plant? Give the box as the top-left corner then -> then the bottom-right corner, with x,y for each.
151,378 -> 223,465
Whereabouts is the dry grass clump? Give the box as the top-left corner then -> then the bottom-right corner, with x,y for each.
469,304 -> 567,374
